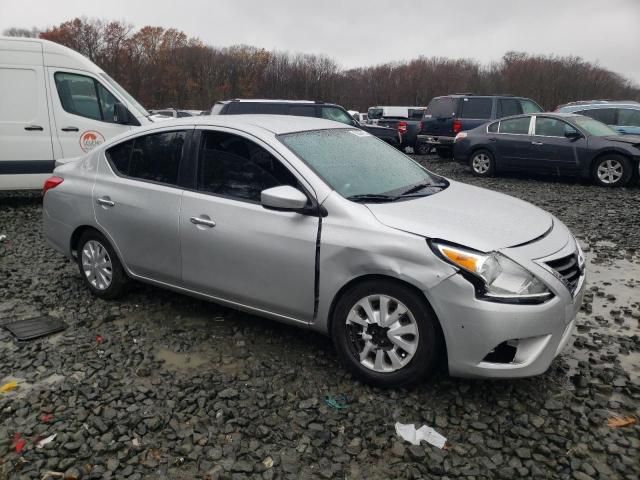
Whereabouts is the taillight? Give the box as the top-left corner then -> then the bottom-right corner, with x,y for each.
452,119 -> 462,134
43,176 -> 64,194
397,121 -> 408,134
418,121 -> 423,132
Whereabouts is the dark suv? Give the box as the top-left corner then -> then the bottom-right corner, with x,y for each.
211,99 -> 401,148
418,94 -> 543,157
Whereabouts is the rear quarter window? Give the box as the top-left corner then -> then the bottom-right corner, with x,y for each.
426,97 -> 457,118
487,122 -> 499,133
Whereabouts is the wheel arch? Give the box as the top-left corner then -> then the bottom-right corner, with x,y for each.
326,274 -> 448,360
589,149 -> 637,182
70,225 -> 128,275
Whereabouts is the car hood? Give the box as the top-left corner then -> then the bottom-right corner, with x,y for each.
603,134 -> 640,146
365,181 -> 553,252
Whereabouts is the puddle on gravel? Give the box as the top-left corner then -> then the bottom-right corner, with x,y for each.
155,348 -> 209,370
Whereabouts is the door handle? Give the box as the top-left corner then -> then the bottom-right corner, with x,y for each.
24,125 -> 43,131
96,197 -> 115,207
61,126 -> 79,132
531,141 -> 543,146
488,137 -> 497,142
190,216 -> 216,228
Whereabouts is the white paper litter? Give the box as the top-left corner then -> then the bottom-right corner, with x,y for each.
395,422 -> 447,449
36,433 -> 56,448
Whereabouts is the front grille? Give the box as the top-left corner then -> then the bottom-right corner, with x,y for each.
546,253 -> 583,295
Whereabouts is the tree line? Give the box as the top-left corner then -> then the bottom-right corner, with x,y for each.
4,18 -> 639,111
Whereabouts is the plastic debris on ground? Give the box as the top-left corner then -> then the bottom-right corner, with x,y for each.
37,433 -> 56,448
0,380 -> 18,393
12,432 -> 26,453
395,421 -> 448,449
324,394 -> 348,409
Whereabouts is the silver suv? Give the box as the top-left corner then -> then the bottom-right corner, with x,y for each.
43,115 -> 585,387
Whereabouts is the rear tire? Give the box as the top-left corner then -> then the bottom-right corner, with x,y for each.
76,230 -> 128,299
470,149 -> 495,177
331,280 -> 442,388
414,143 -> 431,155
592,154 -> 632,187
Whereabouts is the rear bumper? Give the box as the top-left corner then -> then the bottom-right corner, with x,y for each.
417,135 -> 454,147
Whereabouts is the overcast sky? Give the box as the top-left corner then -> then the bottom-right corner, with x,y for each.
2,0 -> 639,84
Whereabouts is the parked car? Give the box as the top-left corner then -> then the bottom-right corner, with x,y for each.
367,106 -> 425,124
555,100 -> 640,136
211,99 -> 401,148
43,115 -> 585,387
453,113 -> 640,187
0,36 -> 162,190
371,107 -> 429,154
419,94 -> 543,158
150,108 -> 202,118
348,110 -> 369,124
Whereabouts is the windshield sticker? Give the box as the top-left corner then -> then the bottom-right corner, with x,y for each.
79,131 -> 106,152
349,130 -> 371,137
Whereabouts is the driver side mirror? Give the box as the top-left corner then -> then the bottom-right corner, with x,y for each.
261,186 -> 308,212
114,102 -> 133,125
564,129 -> 582,140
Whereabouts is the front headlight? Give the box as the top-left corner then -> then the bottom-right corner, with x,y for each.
431,242 -> 553,304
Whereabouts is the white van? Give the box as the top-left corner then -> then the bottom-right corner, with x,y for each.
0,36 -> 158,190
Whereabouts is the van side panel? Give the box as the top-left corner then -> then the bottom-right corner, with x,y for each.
0,38 -> 55,190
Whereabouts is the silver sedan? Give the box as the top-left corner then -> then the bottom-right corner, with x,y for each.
43,115 -> 586,387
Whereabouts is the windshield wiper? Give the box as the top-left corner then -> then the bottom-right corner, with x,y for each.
346,193 -> 399,203
398,182 -> 447,197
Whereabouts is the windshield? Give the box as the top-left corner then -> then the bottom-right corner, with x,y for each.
574,116 -> 618,136
280,129 -> 440,199
99,73 -> 149,117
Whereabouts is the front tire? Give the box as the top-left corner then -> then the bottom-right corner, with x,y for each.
76,230 -> 128,299
470,149 -> 495,177
592,154 -> 632,187
331,280 -> 442,388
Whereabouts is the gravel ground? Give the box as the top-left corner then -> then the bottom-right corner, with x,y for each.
0,156 -> 639,480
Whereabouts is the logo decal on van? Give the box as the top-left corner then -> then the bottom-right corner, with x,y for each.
79,131 -> 105,152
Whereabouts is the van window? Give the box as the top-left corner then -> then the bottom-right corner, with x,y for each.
576,108 -> 616,125
321,107 -> 355,125
497,99 -> 523,118
227,102 -> 286,114
0,68 -> 38,122
54,72 -> 119,123
459,98 -> 492,119
106,131 -> 186,186
198,131 -> 299,202
426,98 -> 456,118
499,117 -> 531,134
618,109 -> 640,127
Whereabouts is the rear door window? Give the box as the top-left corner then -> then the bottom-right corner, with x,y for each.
459,98 -> 492,119
498,117 -> 531,134
425,97 -> 456,118
497,99 -> 523,118
106,131 -> 187,186
576,108 -> 617,125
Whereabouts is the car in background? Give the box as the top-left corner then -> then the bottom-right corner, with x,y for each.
43,115 -> 585,387
211,99 -> 401,148
419,94 -> 543,158
150,108 -> 204,118
371,107 -> 429,154
348,110 -> 369,124
453,113 -> 640,187
555,100 -> 640,136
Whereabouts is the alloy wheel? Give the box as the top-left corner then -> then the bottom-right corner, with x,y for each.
345,294 -> 419,373
81,240 -> 113,290
472,153 -> 491,174
597,159 -> 623,184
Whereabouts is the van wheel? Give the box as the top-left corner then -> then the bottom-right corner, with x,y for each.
331,280 -> 442,388
592,154 -> 632,187
77,230 -> 128,299
470,150 -> 495,177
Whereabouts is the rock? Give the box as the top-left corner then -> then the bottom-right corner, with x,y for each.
391,441 -> 405,457
218,387 -> 239,399
63,467 -> 82,480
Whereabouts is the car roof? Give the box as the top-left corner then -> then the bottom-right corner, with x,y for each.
215,99 -> 334,105
134,114 -> 352,135
433,94 -> 530,99
559,102 -> 640,111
